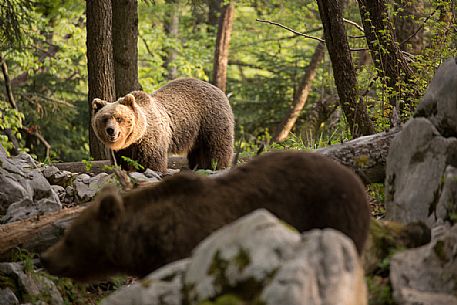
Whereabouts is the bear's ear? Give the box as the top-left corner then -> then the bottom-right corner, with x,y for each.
97,187 -> 125,224
119,94 -> 136,110
92,98 -> 108,114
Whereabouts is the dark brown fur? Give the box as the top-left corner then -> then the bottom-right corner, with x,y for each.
41,151 -> 370,281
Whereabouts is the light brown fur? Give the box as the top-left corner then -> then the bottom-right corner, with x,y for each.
41,151 -> 370,282
91,78 -> 234,172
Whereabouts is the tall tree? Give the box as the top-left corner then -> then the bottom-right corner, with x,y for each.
316,0 -> 374,138
86,0 -> 115,160
208,0 -> 222,27
357,0 -> 414,112
112,0 -> 141,98
164,0 -> 181,80
212,3 -> 235,93
394,0 -> 424,54
273,42 -> 325,142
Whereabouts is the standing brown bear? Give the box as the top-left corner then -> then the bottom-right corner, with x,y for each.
91,78 -> 234,172
41,151 -> 371,281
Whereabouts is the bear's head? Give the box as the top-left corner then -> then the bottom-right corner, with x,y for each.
41,186 -> 126,282
91,94 -> 147,151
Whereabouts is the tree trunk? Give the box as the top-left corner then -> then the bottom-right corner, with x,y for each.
112,0 -> 141,98
316,0 -> 374,138
301,97 -> 339,146
273,42 -> 325,142
357,0 -> 415,111
212,3 -> 235,93
164,0 -> 180,80
86,0 -> 116,160
0,54 -> 20,155
394,0 -> 424,54
208,0 -> 222,27
0,205 -> 87,261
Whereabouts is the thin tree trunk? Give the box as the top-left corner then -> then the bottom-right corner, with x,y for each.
0,55 -> 17,110
86,0 -> 115,160
301,97 -> 339,146
112,0 -> 141,98
316,0 -> 374,138
273,42 -> 325,142
164,0 -> 180,80
208,0 -> 222,27
394,0 -> 424,54
0,54 -> 20,155
357,0 -> 415,111
212,3 -> 235,93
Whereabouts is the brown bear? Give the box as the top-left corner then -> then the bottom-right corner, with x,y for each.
41,151 -> 370,281
91,78 -> 234,172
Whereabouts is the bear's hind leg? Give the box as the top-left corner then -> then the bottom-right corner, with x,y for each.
187,141 -> 212,170
188,133 -> 233,170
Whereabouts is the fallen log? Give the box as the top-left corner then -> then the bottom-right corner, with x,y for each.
317,128 -> 400,184
0,205 -> 88,261
52,155 -> 190,174
52,129 -> 400,184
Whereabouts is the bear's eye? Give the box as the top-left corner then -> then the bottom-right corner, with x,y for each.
103,117 -> 109,123
116,117 -> 123,123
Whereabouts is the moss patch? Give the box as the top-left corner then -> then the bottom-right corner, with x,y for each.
367,275 -> 395,305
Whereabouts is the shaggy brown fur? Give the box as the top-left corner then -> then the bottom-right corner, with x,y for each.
91,78 -> 234,172
41,151 -> 370,281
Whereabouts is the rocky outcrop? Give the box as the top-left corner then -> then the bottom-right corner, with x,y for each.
384,118 -> 457,226
415,57 -> 457,137
384,57 -> 457,305
390,223 -> 457,305
0,147 -> 61,223
0,261 -> 64,305
385,58 -> 457,227
0,145 -> 162,224
101,210 -> 367,305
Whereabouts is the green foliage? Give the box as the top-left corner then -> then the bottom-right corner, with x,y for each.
0,100 -> 24,154
10,248 -> 36,273
1,0 -> 456,161
367,183 -> 385,218
120,155 -> 145,171
82,157 -> 93,172
367,275 -> 395,305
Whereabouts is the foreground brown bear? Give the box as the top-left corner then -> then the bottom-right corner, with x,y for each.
41,151 -> 370,281
91,78 -> 234,172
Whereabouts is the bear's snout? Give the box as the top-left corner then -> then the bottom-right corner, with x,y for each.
106,127 -> 115,136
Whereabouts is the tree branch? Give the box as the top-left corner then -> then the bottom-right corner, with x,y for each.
256,19 -> 325,42
342,18 -> 365,32
399,6 -> 439,46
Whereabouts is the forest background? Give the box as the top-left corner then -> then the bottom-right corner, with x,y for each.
0,0 -> 455,163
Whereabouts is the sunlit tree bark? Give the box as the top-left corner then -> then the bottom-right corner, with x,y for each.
316,0 -> 374,138
86,0 -> 115,159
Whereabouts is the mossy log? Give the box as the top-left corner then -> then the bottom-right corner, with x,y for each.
363,218 -> 431,274
53,128 -> 399,184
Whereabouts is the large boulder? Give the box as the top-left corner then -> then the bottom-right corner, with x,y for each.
384,117 -> 457,226
390,223 -> 457,305
0,261 -> 64,305
0,146 -> 61,223
101,210 -> 367,305
415,57 -> 457,136
100,259 -> 188,305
